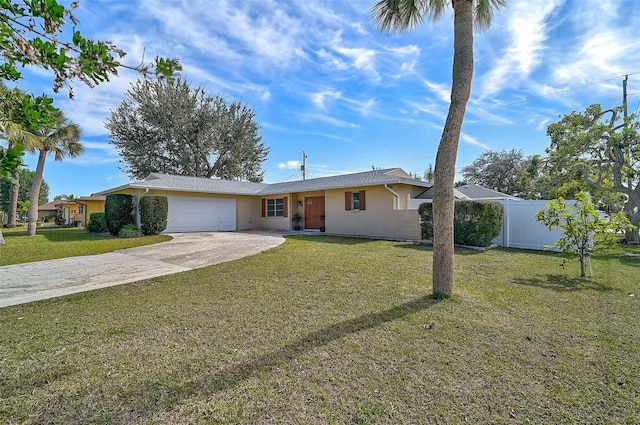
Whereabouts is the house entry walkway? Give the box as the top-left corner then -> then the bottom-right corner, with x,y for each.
0,232 -> 284,308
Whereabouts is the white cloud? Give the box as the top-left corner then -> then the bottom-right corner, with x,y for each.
423,80 -> 451,104
460,133 -> 490,150
311,90 -> 342,109
479,0 -> 561,98
278,160 -> 301,169
316,48 -> 349,70
334,46 -> 379,80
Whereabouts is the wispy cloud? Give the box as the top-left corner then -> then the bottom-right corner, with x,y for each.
311,90 -> 342,109
278,160 -> 301,169
479,0 -> 561,98
460,133 -> 490,150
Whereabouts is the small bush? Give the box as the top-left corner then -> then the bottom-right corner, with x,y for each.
105,194 -> 134,236
118,224 -> 143,238
139,195 -> 168,235
419,200 -> 503,247
86,212 -> 108,233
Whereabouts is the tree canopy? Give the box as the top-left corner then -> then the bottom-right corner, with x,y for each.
0,0 -> 180,96
106,78 -> 269,182
461,149 -> 527,195
0,169 -> 49,209
545,103 -> 640,243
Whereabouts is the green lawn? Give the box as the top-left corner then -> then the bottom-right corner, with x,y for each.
0,227 -> 172,265
0,235 -> 639,424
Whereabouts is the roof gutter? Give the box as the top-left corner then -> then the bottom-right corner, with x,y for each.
384,184 -> 400,210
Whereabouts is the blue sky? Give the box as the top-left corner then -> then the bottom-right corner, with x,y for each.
11,0 -> 640,199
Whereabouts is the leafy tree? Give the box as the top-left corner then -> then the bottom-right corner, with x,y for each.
0,0 -> 180,96
372,0 -> 506,297
54,194 -> 74,200
106,78 -> 269,181
0,144 -> 23,183
27,110 -> 82,235
0,169 -> 50,211
536,192 -> 635,277
461,148 -> 527,195
546,104 -> 640,243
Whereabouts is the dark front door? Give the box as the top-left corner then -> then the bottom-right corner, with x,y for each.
304,196 -> 325,229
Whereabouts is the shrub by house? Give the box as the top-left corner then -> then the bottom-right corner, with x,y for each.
105,194 -> 134,236
86,212 -> 108,233
138,195 -> 168,235
419,200 -> 503,247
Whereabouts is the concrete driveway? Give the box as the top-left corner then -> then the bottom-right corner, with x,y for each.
0,232 -> 285,308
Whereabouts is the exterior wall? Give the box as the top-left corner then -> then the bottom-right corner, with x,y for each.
108,188 -> 259,231
324,185 -> 421,240
77,200 -> 105,226
106,184 -> 424,239
255,194 -> 292,231
37,209 -> 56,221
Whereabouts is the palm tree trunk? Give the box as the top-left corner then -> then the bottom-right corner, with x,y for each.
7,171 -> 19,227
432,0 -> 474,297
27,149 -> 47,236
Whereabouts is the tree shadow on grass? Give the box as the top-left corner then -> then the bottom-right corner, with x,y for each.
23,296 -> 442,423
512,274 -> 617,293
199,295 -> 440,391
284,234 -> 377,245
109,295 -> 441,422
394,242 -> 487,256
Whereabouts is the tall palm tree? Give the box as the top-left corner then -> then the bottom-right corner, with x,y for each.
26,110 -> 82,236
372,0 -> 505,297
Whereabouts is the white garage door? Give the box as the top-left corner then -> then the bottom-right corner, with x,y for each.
165,196 -> 236,232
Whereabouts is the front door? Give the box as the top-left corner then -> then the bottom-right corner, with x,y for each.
304,196 -> 325,229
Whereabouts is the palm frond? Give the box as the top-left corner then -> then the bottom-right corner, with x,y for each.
474,0 -> 507,30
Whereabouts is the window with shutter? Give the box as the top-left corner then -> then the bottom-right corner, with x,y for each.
345,190 -> 366,211
265,198 -> 287,217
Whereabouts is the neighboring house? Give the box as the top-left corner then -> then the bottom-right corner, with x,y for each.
412,184 -> 519,202
75,194 -> 106,227
98,168 -> 432,240
37,199 -> 80,225
37,200 -> 58,221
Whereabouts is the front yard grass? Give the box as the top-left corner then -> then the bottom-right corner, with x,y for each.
0,227 -> 171,266
0,235 -> 638,424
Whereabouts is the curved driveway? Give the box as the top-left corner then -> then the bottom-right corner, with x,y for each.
0,232 -> 285,308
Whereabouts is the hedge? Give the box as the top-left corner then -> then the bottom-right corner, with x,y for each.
419,200 -> 503,247
86,212 -> 108,233
105,194 -> 134,236
138,195 -> 168,235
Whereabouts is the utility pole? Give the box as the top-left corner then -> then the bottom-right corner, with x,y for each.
623,74 -> 628,119
301,151 -> 307,180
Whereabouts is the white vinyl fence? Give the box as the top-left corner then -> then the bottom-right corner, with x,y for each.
491,199 -> 574,250
410,198 -> 572,251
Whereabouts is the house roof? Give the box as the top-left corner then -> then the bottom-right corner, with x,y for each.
259,168 -> 431,195
415,187 -> 470,200
98,168 -> 432,196
75,195 -> 107,202
455,184 -> 520,200
415,184 -> 519,200
38,199 -> 78,210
